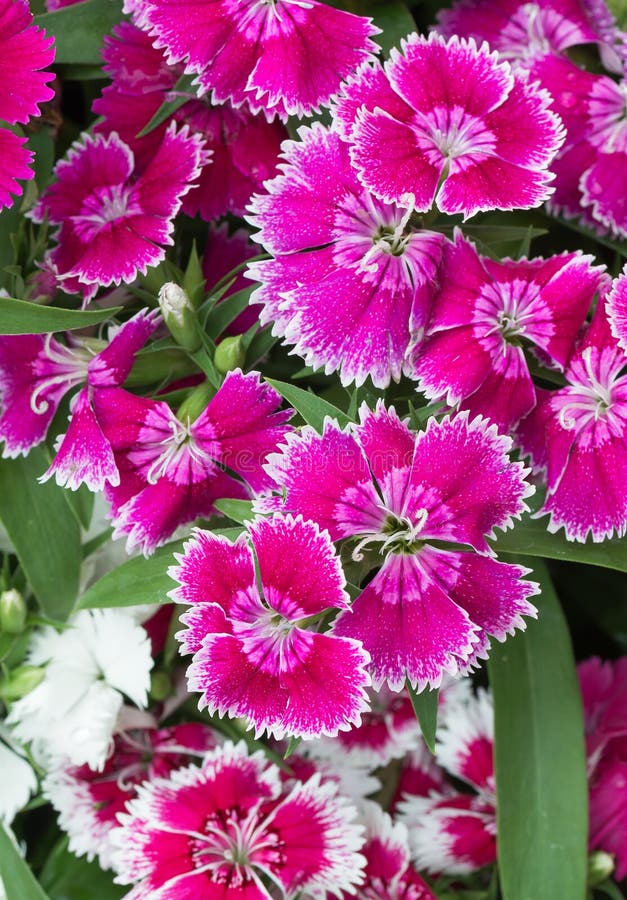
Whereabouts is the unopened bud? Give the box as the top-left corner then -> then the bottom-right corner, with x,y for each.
0,665 -> 45,701
149,670 -> 172,702
158,282 -> 201,352
214,336 -> 245,374
0,589 -> 27,634
587,850 -> 615,886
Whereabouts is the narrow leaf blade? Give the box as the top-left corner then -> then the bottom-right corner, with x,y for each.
0,448 -> 80,620
35,0 -> 123,66
488,559 -> 588,900
406,680 -> 439,753
266,378 -> 351,432
214,499 -> 255,525
0,298 -> 121,334
0,823 -> 49,900
77,540 -> 185,609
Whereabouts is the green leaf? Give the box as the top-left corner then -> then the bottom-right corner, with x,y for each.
35,0 -> 124,66
182,242 -> 206,306
40,836 -> 124,900
214,499 -> 255,525
406,680 -> 439,753
0,297 -> 121,335
205,287 -> 254,338
488,559 -> 588,900
0,823 -> 50,900
77,530 -> 243,609
62,483 -> 94,531
76,540 -> 185,610
369,1 -> 416,57
491,514 -> 627,573
136,73 -> 197,137
266,378 -> 352,432
594,881 -> 626,900
0,448 -> 80,620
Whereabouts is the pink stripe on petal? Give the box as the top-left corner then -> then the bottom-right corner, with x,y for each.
608,267 -> 627,354
333,554 -> 478,692
176,603 -> 231,656
332,60 -> 414,141
580,151 -> 627,238
249,514 -> 349,615
459,345 -> 536,432
88,308 -> 161,387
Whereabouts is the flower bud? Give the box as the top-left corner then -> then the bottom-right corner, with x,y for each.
214,336 -> 245,374
0,589 -> 27,634
587,850 -> 615,886
158,282 -> 201,352
0,665 -> 45,701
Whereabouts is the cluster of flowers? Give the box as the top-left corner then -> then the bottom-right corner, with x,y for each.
2,615 -> 625,895
0,0 -> 626,895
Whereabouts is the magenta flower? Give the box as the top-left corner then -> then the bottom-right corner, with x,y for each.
0,0 -> 55,210
0,310 -> 159,484
247,124 -> 445,387
398,689 -> 497,875
44,723 -> 218,870
518,280 -> 627,542
93,22 -> 286,221
346,802 -> 436,900
112,741 -> 367,897
265,404 -> 538,691
338,33 -> 563,218
31,124 -> 206,291
95,370 -> 292,555
435,0 -> 622,69
138,0 -> 380,121
202,223 -> 260,335
172,513 -> 371,739
409,232 -> 605,431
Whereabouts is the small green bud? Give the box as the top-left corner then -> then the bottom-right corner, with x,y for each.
0,589 -> 27,634
0,665 -> 45,701
158,282 -> 201,352
214,336 -> 245,374
149,670 -> 172,702
587,850 -> 615,886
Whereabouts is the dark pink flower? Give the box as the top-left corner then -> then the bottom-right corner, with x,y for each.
338,33 -> 563,218
410,232 -> 605,431
112,741 -> 367,897
0,310 -> 159,480
139,0 -> 380,121
247,124 -> 445,387
518,280 -> 627,542
398,689 -> 497,875
265,404 -> 537,691
0,0 -> 55,210
44,723 -> 218,870
345,802 -> 436,900
579,656 -> 627,766
172,513 -> 371,739
96,370 -> 292,554
32,125 -> 206,291
435,0 -> 622,69
93,22 -> 286,221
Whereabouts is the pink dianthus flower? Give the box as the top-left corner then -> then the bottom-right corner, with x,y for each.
246,123 -> 445,388
171,513 -> 371,739
94,370 -> 292,555
264,404 -> 538,691
31,124 -> 207,292
518,275 -> 627,542
112,740 -> 367,898
409,231 -> 605,432
137,0 -> 380,121
336,33 -> 564,219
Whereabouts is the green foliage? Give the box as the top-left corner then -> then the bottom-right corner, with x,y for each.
266,378 -> 352,431
406,680 -> 439,753
488,560 -> 588,900
0,823 -> 50,900
0,298 -> 121,334
34,0 -> 124,66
